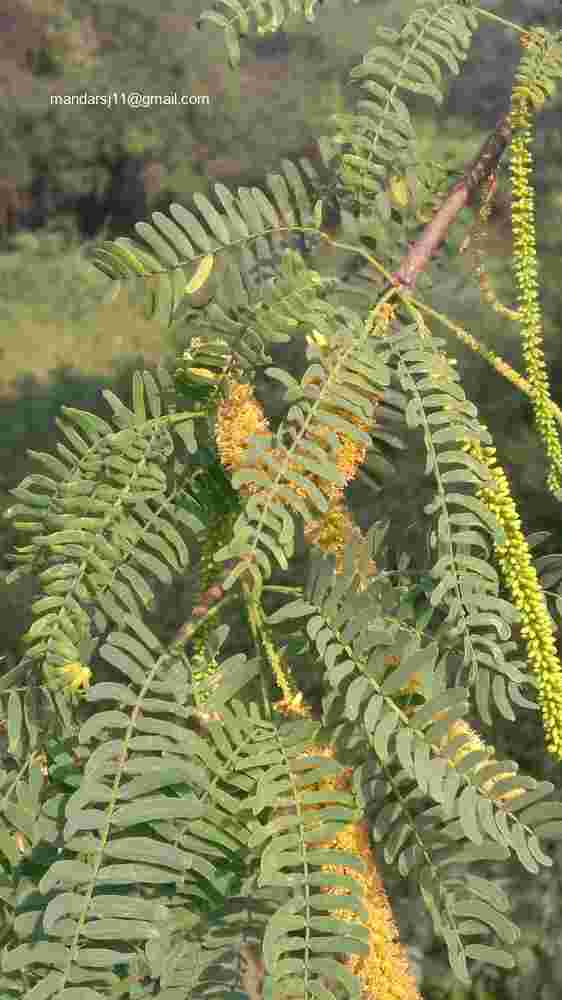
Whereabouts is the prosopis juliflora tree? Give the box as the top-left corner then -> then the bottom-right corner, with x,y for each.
2,3 -> 562,999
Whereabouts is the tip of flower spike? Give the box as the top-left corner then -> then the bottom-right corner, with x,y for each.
273,692 -> 310,718
48,661 -> 92,695
306,330 -> 329,349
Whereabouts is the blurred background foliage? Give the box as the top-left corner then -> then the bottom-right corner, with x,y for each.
1,2 -> 562,998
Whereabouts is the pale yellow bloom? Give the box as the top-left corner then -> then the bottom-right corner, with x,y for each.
53,661 -> 92,694
291,742 -> 420,1000
215,379 -> 270,473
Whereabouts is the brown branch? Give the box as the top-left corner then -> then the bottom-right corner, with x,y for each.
390,112 -> 512,291
170,558 -> 239,651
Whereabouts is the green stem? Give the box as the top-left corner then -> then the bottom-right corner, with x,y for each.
241,581 -> 299,714
241,583 -> 272,720
262,585 -> 302,595
473,8 -> 527,36
409,296 -> 562,431
170,593 -> 238,655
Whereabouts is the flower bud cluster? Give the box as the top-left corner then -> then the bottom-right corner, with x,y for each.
465,439 -> 562,759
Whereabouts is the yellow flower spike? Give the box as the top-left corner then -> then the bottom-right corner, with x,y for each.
395,665 -> 528,803
214,378 -> 376,573
283,721 -> 524,997
333,431 -> 368,485
326,819 -> 421,1000
215,379 -> 271,474
303,496 -> 377,587
431,716 -> 528,805
273,707 -> 420,1000
303,502 -> 350,562
464,437 -> 562,759
509,86 -> 562,496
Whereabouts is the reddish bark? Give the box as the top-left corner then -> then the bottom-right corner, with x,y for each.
0,179 -> 20,234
